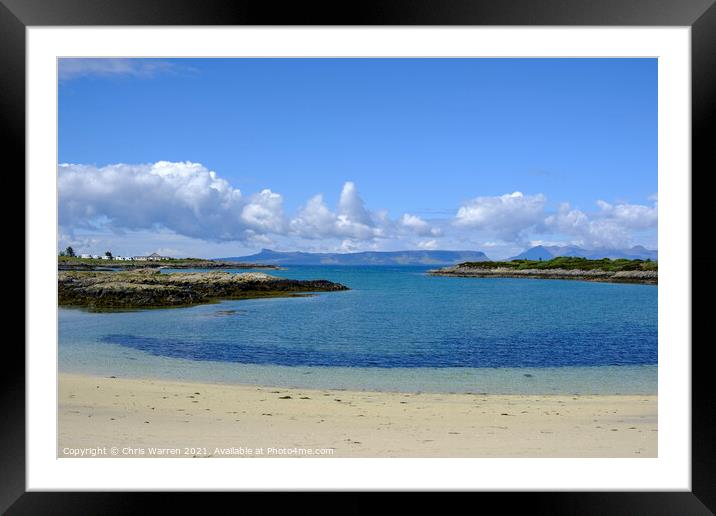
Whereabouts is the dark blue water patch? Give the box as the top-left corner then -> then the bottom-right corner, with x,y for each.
101,330 -> 657,368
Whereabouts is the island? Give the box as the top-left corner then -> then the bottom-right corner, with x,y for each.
428,257 -> 657,284
58,269 -> 349,309
58,256 -> 280,271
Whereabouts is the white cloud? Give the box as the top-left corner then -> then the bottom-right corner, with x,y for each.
528,239 -> 565,247
454,191 -> 546,242
417,239 -> 439,250
595,200 -> 658,230
339,239 -> 365,252
289,194 -> 339,237
453,190 -> 657,249
289,182 -> 440,242
58,230 -> 102,253
60,162 -> 444,250
289,188 -> 380,241
546,205 -> 628,248
58,161 -> 281,241
241,189 -> 285,233
333,182 -> 385,240
545,200 -> 658,248
338,182 -> 372,226
58,161 -> 657,255
399,214 -> 442,237
58,58 -> 179,81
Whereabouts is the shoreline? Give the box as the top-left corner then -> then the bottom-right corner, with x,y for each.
58,269 -> 348,310
58,356 -> 658,395
428,267 -> 657,285
59,373 -> 657,458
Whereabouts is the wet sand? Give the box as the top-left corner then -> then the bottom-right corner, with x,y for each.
59,373 -> 657,458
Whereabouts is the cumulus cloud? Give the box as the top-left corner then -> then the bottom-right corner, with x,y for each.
241,189 -> 286,233
595,200 -> 658,230
338,182 -> 372,226
454,191 -> 546,242
399,214 -> 442,237
545,199 -> 658,248
290,187 -> 380,241
58,160 -> 656,254
453,190 -> 657,249
59,162 -> 442,247
289,182 -> 441,243
58,161 -> 282,241
289,194 -> 339,237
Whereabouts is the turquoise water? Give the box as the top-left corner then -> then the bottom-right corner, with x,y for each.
58,266 -> 657,394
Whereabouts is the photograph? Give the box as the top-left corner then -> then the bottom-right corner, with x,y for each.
3,0 -> 709,507
56,56 -> 659,459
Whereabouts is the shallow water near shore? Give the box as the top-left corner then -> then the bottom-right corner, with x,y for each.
59,265 -> 657,394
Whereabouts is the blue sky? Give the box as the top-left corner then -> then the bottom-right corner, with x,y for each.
58,58 -> 657,259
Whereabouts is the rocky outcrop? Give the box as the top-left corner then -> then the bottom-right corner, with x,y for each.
428,266 -> 657,284
58,269 -> 349,309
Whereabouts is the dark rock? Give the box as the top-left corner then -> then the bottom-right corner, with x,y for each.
58,269 -> 349,309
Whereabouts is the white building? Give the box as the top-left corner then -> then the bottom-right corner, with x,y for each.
134,253 -> 171,261
80,254 -> 92,259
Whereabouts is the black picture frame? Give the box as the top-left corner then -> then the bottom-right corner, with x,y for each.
4,0 -> 714,512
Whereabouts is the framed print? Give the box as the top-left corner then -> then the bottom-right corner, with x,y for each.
5,0 -> 715,512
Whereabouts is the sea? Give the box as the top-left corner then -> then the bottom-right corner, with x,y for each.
58,265 -> 658,394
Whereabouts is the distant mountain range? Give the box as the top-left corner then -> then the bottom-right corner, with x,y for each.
509,245 -> 658,261
217,248 -> 490,266
216,245 -> 657,266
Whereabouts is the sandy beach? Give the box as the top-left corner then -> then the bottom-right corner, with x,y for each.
59,373 -> 657,458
